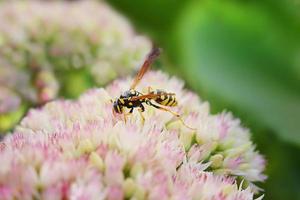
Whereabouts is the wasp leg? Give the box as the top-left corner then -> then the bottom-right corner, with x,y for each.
138,104 -> 145,124
124,108 -> 134,123
147,101 -> 196,130
148,101 -> 179,116
110,99 -> 116,116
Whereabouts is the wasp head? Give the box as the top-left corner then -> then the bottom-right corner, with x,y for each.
112,99 -> 123,114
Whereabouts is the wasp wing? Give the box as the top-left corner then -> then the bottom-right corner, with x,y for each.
130,47 -> 161,89
130,93 -> 175,101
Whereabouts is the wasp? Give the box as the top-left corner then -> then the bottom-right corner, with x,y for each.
112,47 -> 195,130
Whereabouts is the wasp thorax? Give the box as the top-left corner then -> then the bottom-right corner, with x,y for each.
121,89 -> 137,98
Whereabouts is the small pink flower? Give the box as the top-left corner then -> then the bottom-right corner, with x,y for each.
107,185 -> 124,200
104,152 -> 125,185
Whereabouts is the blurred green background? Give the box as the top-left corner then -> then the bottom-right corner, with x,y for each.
106,0 -> 300,199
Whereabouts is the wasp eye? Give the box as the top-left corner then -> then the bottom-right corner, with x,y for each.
113,100 -> 122,114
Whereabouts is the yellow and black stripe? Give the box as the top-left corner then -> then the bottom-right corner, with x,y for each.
154,90 -> 178,107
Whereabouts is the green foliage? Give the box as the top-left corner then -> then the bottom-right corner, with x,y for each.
255,129 -> 300,200
107,0 -> 191,32
176,0 -> 300,145
0,104 -> 26,133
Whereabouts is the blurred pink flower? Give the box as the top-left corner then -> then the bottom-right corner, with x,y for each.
0,0 -> 151,132
0,71 -> 265,199
0,86 -> 21,113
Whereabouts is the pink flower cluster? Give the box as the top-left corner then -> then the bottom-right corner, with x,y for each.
0,71 -> 265,200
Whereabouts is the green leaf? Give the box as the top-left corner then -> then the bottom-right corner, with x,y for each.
0,104 -> 26,133
175,0 -> 300,145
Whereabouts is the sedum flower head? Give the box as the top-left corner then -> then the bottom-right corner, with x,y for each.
0,0 -> 151,132
0,71 -> 265,199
